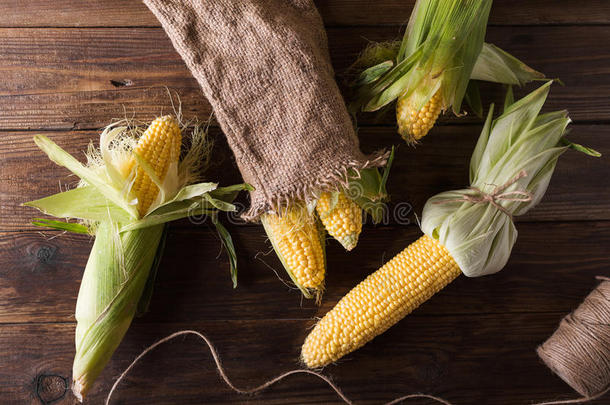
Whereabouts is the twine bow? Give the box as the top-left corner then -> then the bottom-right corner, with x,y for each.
433,170 -> 533,218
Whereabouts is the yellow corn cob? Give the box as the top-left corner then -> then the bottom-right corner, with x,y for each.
301,234 -> 460,368
130,115 -> 182,216
261,205 -> 326,299
316,192 -> 362,251
396,90 -> 443,143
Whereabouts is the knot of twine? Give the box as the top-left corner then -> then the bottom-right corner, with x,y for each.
433,170 -> 533,218
537,276 -> 610,403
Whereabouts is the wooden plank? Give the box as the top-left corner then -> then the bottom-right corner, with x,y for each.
0,314 -> 606,404
0,26 -> 608,130
2,125 -> 607,232
317,0 -> 610,26
0,0 -> 608,27
0,221 -> 607,324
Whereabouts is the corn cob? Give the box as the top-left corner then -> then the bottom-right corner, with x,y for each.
316,192 -> 362,251
129,115 -> 182,216
262,205 -> 326,300
396,90 -> 443,143
350,0 -> 544,145
27,115 -> 250,401
302,83 -> 599,369
72,117 -> 182,399
301,235 -> 460,368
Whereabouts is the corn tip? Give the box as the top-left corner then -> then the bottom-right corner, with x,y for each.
338,234 -> 359,251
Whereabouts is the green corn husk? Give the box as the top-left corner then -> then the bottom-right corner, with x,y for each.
72,222 -> 164,399
421,82 -> 600,278
349,0 -> 545,141
24,120 -> 251,400
346,146 -> 395,224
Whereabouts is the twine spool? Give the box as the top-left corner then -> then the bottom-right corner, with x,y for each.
537,277 -> 610,398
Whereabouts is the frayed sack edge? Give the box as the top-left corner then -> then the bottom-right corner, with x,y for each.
242,149 -> 390,221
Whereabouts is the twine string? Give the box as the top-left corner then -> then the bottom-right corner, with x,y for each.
105,330 -> 450,405
433,170 -> 533,218
105,277 -> 610,405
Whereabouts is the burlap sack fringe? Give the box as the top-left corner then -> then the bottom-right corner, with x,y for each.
144,0 -> 386,221
244,149 -> 389,220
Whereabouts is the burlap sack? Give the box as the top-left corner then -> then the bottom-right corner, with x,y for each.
144,0 -> 387,220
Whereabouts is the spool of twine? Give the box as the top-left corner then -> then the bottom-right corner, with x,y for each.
537,276 -> 610,399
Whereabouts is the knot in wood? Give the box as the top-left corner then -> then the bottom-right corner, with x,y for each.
35,374 -> 68,404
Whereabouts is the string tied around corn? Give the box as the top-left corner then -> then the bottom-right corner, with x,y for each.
433,170 -> 533,218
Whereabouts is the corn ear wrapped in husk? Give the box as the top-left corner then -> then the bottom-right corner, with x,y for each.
349,0 -> 545,143
24,117 -> 251,400
261,203 -> 327,301
345,146 -> 395,224
421,82 -> 600,278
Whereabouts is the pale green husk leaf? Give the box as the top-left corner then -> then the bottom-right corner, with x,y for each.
33,135 -> 139,219
31,218 -> 90,234
72,221 -> 164,400
211,214 -> 239,289
23,186 -> 132,224
472,43 -> 545,85
421,83 -> 598,277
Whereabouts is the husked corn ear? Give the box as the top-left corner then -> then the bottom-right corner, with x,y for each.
301,234 -> 460,368
316,192 -> 362,251
396,90 -> 443,143
261,205 -> 326,297
130,115 -> 182,216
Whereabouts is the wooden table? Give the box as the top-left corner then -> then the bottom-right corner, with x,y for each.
1,1 -> 609,404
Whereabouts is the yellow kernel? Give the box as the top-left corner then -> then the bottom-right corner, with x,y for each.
396,90 -> 443,143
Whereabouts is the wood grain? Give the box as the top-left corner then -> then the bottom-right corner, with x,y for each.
0,26 -> 609,130
1,221 -> 607,324
3,125 -> 607,232
1,1 -> 609,404
1,314 -> 607,404
0,0 -> 608,27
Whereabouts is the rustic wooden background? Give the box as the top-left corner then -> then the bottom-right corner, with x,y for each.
1,1 -> 609,404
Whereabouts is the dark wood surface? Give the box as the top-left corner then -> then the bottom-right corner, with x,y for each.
0,1 -> 608,404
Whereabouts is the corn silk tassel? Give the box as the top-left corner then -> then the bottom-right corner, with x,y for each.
349,0 -> 545,144
24,116 -> 250,400
262,149 -> 395,301
302,83 -> 600,368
